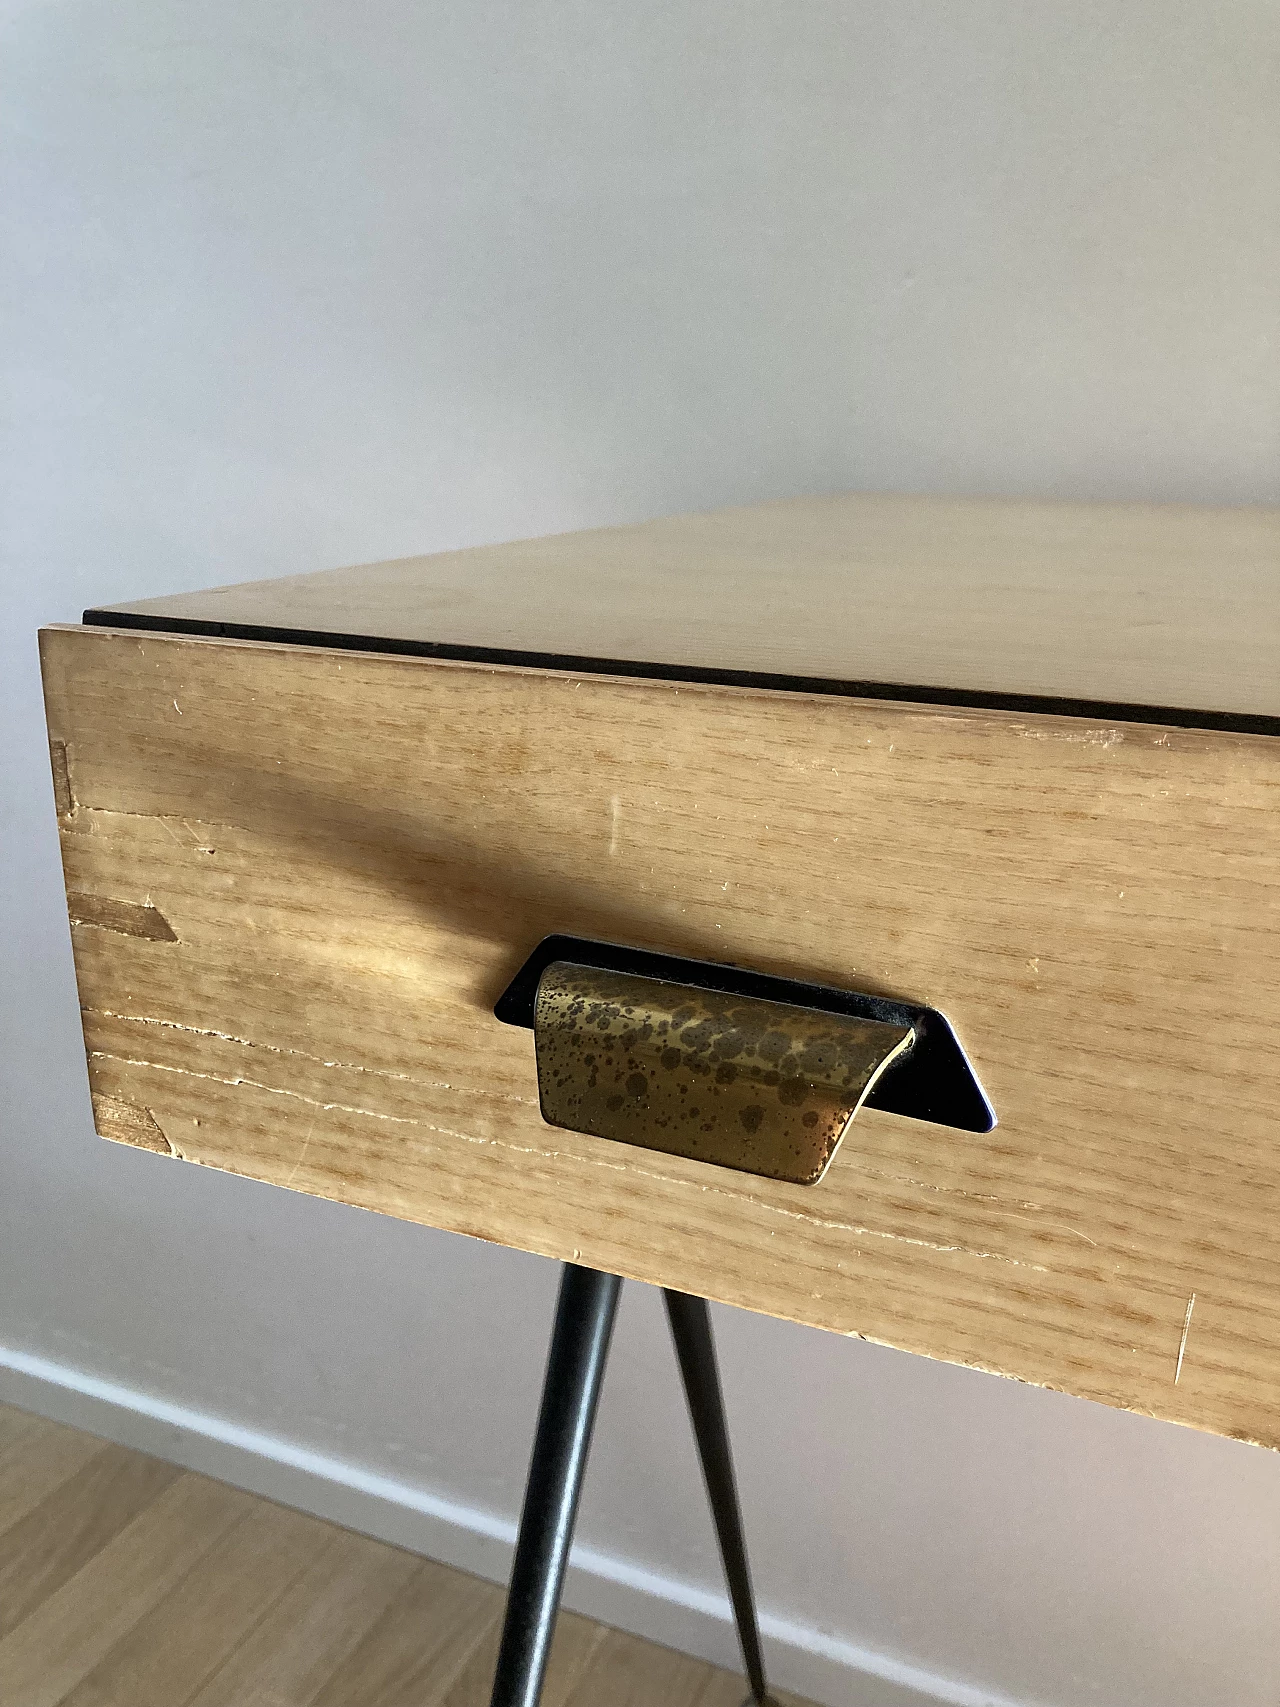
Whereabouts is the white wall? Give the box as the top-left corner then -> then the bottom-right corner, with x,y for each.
3,5 -> 1279,1705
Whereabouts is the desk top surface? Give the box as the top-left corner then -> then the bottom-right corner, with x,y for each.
87,491 -> 1280,730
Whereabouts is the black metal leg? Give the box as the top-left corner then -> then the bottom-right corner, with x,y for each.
489,1264 -> 622,1707
664,1289 -> 773,1707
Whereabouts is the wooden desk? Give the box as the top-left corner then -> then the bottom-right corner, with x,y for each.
40,491 -> 1280,1448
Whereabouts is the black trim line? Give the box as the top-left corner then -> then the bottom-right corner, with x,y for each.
82,608 -> 1280,738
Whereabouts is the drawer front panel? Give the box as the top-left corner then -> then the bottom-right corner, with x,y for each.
40,626 -> 1280,1446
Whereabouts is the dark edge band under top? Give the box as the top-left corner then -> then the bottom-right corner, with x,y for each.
81,607 -> 1280,739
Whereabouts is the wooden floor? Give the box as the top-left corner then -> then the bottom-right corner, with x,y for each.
0,1402 -> 814,1707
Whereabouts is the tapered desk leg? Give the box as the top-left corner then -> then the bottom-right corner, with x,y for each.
489,1264 -> 622,1707
664,1289 -> 774,1707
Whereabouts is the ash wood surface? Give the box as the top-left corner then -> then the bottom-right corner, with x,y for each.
39,624 -> 1280,1447
0,1403 -> 798,1707
87,492 -> 1280,721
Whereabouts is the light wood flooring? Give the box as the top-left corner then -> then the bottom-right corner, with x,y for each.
0,1401 -> 815,1707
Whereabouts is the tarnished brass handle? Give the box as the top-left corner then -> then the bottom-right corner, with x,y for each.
533,961 -> 914,1186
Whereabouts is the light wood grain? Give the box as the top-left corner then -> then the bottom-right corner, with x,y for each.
0,1447 -> 180,1640
60,1502 -> 330,1707
39,624 -> 1280,1447
309,1556 -> 500,1706
564,1628 -> 734,1707
90,491 -> 1280,719
0,1471 -> 249,1707
0,1407 -> 40,1457
0,1405 -> 795,1706
441,1609 -> 606,1707
0,1419 -> 104,1536
184,1528 -> 423,1707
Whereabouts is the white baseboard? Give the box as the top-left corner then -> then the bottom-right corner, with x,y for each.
0,1343 -> 1025,1707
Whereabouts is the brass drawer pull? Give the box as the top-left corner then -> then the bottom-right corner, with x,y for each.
532,961 -> 914,1185
496,936 -> 996,1173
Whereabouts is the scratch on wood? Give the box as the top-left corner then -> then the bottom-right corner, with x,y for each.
1175,1292 -> 1197,1383
854,1164 -> 1098,1246
87,1050 -> 1048,1273
470,1128 -> 1055,1273
616,1168 -> 1054,1272
49,741 -> 75,816
609,793 -> 622,857
89,805 -> 229,827
81,804 -> 245,838
81,1007 -> 531,1105
68,893 -> 178,942
87,1051 -> 426,1125
1016,725 -> 1124,748
286,1115 -> 317,1187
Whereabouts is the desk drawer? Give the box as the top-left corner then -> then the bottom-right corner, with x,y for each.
40,623 -> 1280,1447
